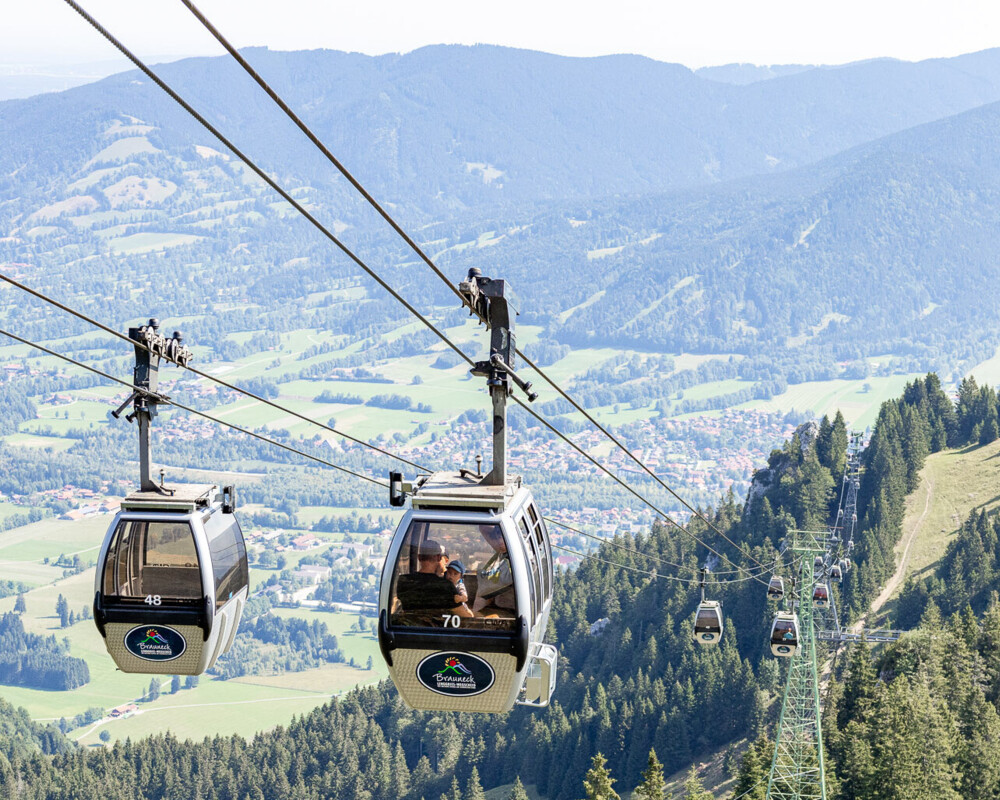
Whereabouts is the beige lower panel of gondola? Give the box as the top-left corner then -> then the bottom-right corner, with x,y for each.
104,622 -> 208,674
389,649 -> 521,713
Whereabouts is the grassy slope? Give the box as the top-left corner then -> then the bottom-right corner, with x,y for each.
875,437 -> 1000,626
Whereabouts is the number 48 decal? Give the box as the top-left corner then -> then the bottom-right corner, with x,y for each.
145,595 -> 162,606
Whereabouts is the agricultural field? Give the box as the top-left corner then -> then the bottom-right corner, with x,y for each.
0,511 -> 385,743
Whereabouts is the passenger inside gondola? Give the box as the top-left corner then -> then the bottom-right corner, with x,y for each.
445,559 -> 470,607
772,619 -> 797,643
389,521 -> 518,630
394,540 -> 461,612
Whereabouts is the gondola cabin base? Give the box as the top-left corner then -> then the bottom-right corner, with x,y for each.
94,484 -> 248,675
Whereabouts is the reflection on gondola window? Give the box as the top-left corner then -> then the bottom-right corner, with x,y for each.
103,520 -> 201,600
696,609 -> 719,629
207,517 -> 248,605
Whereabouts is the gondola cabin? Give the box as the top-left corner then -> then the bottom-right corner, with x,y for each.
378,472 -> 556,713
831,564 -> 843,582
813,583 -> 830,608
814,555 -> 825,569
770,612 -> 800,657
94,484 -> 248,675
767,575 -> 785,600
839,557 -> 851,573
693,601 -> 723,644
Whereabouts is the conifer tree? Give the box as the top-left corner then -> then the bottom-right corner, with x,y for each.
633,749 -> 665,800
507,776 -> 529,800
681,767 -> 712,800
730,735 -> 770,800
466,767 -> 486,800
583,753 -> 620,800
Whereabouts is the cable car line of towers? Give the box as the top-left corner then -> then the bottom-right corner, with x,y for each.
762,432 -> 903,800
57,0 -> 777,584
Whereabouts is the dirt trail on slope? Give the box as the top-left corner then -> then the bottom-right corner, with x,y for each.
851,475 -> 934,633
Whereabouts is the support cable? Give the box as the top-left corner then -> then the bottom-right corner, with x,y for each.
551,544 -> 769,585
4,325 -> 755,584
54,0 -> 767,583
545,517 -> 773,577
0,328 -> 387,487
0,272 -> 427,473
176,0 -> 769,572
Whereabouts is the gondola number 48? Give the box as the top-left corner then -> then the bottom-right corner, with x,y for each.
145,595 -> 162,606
441,615 -> 461,628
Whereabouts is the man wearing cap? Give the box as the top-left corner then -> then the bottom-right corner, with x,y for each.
395,540 -> 470,615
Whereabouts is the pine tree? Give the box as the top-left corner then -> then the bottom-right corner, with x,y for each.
730,735 -> 770,800
13,594 -> 25,614
389,741 -> 410,798
170,675 -> 181,694
583,753 -> 620,800
466,767 -> 486,800
634,750 -> 665,800
507,777 -> 529,800
681,767 -> 712,800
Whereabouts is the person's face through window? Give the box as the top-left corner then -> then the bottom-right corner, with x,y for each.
481,526 -> 506,553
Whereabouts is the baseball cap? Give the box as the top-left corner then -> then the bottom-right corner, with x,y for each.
417,539 -> 448,557
445,559 -> 465,575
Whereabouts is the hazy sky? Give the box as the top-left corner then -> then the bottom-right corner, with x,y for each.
5,0 -> 1000,70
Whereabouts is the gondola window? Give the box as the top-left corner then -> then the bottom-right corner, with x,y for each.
389,520 -> 518,630
102,520 -> 201,601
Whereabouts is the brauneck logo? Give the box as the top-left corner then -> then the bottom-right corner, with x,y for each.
124,625 -> 187,662
417,652 -> 495,697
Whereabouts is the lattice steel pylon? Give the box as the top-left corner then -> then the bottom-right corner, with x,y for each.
766,531 -> 828,800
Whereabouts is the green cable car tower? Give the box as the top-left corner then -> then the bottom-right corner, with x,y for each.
766,530 -> 828,800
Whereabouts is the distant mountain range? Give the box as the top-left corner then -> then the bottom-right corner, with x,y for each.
3,44 -> 1000,378
7,45 -> 1000,213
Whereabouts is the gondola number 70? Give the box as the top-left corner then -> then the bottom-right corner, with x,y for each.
441,614 -> 461,628
145,595 -> 162,606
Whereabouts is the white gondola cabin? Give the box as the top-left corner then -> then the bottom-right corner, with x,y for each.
94,484 -> 248,674
813,583 -> 830,608
767,575 -> 785,600
378,472 -> 556,713
831,564 -> 843,582
770,612 -> 800,657
693,601 -> 723,644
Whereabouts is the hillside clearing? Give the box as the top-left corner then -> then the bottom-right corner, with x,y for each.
875,437 -> 1000,625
